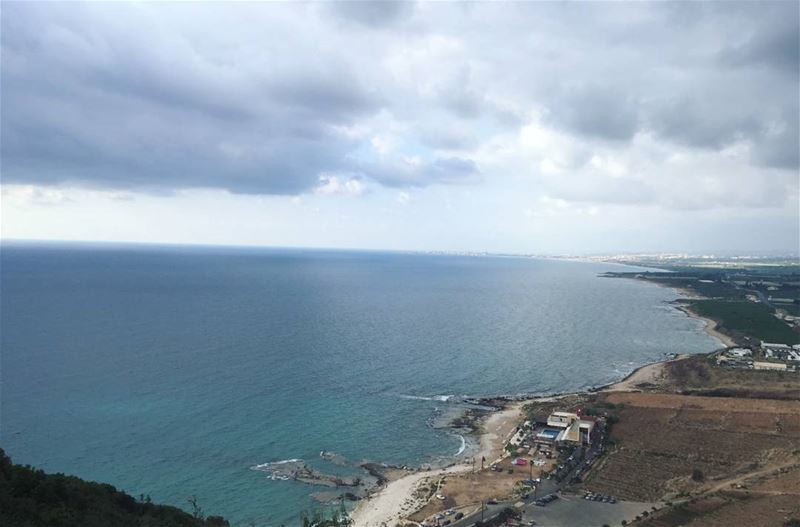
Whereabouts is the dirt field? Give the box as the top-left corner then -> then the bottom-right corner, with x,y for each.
408,455 -> 555,522
632,460 -> 800,525
579,392 -> 800,503
660,354 -> 800,399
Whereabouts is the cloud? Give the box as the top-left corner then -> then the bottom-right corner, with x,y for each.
1,185 -> 72,206
363,156 -> 480,188
717,6 -> 800,75
545,85 -> 639,141
327,1 -> 414,28
645,95 -> 761,150
1,0 -> 797,207
315,174 -> 366,196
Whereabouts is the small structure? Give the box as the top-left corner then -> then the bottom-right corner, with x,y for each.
762,342 -> 791,351
753,361 -> 787,371
726,348 -> 752,358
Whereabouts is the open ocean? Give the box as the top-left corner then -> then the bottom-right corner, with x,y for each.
0,243 -> 720,526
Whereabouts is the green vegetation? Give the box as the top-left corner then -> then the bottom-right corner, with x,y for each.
300,505 -> 352,527
689,299 -> 800,345
0,449 -> 228,527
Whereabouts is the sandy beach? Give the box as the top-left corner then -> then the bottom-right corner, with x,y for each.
350,402 -> 523,527
602,354 -> 687,392
675,304 -> 736,348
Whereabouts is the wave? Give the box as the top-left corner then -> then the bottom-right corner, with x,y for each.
398,394 -> 456,402
250,458 -> 303,471
455,434 -> 466,456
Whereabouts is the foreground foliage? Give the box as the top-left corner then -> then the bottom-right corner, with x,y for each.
0,449 -> 228,527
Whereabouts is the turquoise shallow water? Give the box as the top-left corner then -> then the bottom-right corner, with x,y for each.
0,244 -> 719,525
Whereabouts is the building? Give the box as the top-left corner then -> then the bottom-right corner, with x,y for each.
547,411 -> 579,428
538,411 -> 596,447
726,348 -> 752,358
762,342 -> 791,351
753,361 -> 787,371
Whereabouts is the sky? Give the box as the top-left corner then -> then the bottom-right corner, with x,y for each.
2,1 -> 799,255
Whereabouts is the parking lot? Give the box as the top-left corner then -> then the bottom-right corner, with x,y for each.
520,494 -> 658,527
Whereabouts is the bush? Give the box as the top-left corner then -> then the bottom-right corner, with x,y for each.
691,468 -> 705,482
0,449 -> 228,527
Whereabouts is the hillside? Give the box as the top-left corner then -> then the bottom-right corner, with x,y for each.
0,449 -> 228,527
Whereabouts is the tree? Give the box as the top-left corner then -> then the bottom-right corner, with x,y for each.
691,468 -> 704,482
188,495 -> 204,520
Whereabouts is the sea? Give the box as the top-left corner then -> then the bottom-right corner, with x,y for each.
0,243 -> 720,526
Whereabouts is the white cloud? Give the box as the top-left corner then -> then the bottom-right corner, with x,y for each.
314,174 -> 366,196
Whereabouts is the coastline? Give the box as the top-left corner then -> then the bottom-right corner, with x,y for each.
351,278 -> 731,527
599,353 -> 687,392
350,352 -> 690,527
351,402 -> 522,527
673,303 -> 736,348
605,271 -> 735,349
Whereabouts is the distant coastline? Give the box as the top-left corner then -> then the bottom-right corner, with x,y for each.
352,270 -> 730,527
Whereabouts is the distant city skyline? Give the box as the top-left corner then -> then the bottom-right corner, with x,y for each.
2,1 -> 798,254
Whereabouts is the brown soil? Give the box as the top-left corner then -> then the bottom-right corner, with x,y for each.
408,456 -> 555,523
579,392 -> 800,503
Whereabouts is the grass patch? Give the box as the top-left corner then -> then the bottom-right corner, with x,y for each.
689,299 -> 800,344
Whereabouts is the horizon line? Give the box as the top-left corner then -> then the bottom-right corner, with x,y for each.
1,238 -> 798,260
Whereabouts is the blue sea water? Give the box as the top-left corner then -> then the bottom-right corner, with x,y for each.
0,244 -> 720,525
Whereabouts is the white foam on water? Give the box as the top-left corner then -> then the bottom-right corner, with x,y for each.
455,435 -> 466,456
250,458 -> 303,471
398,394 -> 455,402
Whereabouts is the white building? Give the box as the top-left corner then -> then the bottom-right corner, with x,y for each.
544,411 -> 595,446
753,361 -> 787,371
